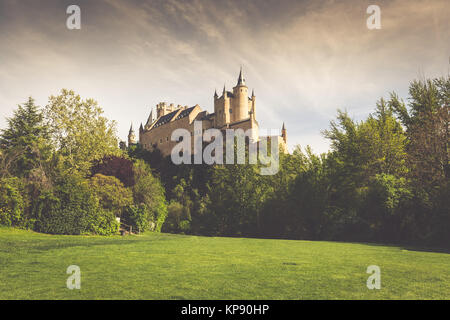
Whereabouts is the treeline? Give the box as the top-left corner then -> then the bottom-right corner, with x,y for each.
0,77 -> 448,247
0,89 -> 167,235
132,76 -> 449,247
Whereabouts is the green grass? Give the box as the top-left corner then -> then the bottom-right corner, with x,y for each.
0,227 -> 449,299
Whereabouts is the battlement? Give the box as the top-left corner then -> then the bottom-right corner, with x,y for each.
156,102 -> 188,118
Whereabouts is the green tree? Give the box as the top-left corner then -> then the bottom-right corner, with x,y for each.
44,89 -> 122,175
89,174 -> 133,216
0,97 -> 52,178
132,160 -> 167,232
122,204 -> 152,233
35,173 -> 119,235
0,177 -> 26,227
388,77 -> 449,188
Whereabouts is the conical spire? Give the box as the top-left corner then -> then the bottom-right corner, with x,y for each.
222,84 -> 226,95
146,109 -> 153,127
139,123 -> 144,133
251,89 -> 255,97
128,122 -> 136,145
214,89 -> 218,98
281,122 -> 287,144
237,66 -> 245,85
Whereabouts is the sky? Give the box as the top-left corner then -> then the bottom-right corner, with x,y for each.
0,0 -> 449,153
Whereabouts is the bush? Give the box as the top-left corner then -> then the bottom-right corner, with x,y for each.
89,209 -> 120,236
35,174 -> 118,235
0,177 -> 26,227
162,201 -> 191,233
132,160 -> 167,232
122,204 -> 152,233
89,174 -> 133,216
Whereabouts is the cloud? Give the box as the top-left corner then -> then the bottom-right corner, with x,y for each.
0,0 -> 448,153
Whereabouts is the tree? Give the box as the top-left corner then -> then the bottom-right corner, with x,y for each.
91,155 -> 135,187
388,77 -> 449,188
209,161 -> 267,237
132,160 -> 167,232
35,173 -> 119,235
0,97 -> 52,177
44,89 -> 122,175
89,174 -> 133,216
323,103 -> 407,186
0,177 -> 26,227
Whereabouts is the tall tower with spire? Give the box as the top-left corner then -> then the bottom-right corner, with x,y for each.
128,123 -> 136,146
231,66 -> 249,123
213,67 -> 257,128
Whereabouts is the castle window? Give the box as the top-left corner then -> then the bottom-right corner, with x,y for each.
160,139 -> 162,143
229,108 -> 232,113
166,137 -> 169,141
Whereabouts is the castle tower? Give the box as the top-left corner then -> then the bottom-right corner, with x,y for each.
281,122 -> 287,144
128,123 -> 136,146
249,89 -> 256,119
231,67 -> 249,123
215,84 -> 231,128
156,102 -> 175,118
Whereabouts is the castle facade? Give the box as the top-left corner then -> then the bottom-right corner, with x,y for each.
129,69 -> 287,156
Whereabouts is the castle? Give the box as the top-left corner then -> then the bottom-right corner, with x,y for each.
128,68 -> 287,156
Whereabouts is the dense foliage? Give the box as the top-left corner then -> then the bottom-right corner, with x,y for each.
0,90 -> 167,235
0,77 -> 448,246
134,76 -> 449,247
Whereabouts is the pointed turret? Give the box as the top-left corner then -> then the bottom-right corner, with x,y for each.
281,122 -> 287,144
232,67 -> 249,122
250,89 -> 256,119
128,122 -> 136,145
214,89 -> 218,99
145,109 -> 153,128
139,123 -> 144,134
237,66 -> 245,86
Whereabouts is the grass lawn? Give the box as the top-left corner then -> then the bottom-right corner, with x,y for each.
0,227 -> 449,299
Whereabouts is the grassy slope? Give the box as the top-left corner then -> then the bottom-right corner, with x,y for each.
0,227 -> 449,299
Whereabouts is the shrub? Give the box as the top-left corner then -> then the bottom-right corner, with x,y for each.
132,160 -> 167,232
35,174 -> 118,235
89,174 -> 133,216
89,209 -> 120,236
0,177 -> 26,227
122,204 -> 152,233
162,201 -> 191,233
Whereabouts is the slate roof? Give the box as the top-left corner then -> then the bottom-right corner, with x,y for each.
174,106 -> 196,120
152,106 -> 196,129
